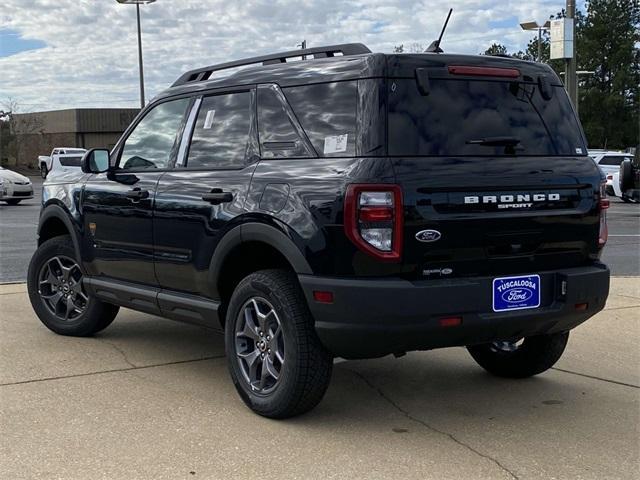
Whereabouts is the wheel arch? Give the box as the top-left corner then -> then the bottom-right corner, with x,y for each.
209,222 -> 313,322
38,204 -> 82,261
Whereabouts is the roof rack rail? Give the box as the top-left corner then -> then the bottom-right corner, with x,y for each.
172,43 -> 371,87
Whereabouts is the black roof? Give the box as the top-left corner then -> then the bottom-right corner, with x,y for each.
156,43 -> 559,102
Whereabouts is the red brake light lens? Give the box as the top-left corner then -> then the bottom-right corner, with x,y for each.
359,206 -> 393,222
448,65 -> 520,78
598,181 -> 609,248
344,184 -> 403,262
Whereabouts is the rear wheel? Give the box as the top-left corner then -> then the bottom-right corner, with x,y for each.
27,235 -> 119,336
225,269 -> 333,418
467,332 -> 569,378
41,165 -> 48,178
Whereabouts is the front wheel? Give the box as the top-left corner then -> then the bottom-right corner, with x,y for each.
225,269 -> 333,418
27,235 -> 119,336
467,332 -> 569,378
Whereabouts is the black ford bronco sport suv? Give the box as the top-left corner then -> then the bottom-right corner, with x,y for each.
28,43 -> 610,418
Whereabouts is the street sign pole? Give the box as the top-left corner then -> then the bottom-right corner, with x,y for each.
565,0 -> 578,111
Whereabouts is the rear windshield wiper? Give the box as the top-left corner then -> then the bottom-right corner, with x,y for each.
466,136 -> 521,147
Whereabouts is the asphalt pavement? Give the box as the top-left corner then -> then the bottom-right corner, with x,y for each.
0,176 -> 638,282
0,279 -> 638,479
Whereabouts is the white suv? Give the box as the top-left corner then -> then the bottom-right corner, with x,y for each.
589,151 -> 634,197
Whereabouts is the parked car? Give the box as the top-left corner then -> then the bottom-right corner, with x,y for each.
0,167 -> 33,205
589,151 -> 634,196
39,147 -> 86,178
28,43 -> 610,418
619,158 -> 640,203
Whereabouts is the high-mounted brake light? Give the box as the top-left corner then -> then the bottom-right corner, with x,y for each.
448,65 -> 520,78
344,184 -> 403,262
598,181 -> 609,248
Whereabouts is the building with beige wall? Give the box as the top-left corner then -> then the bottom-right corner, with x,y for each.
7,108 -> 139,168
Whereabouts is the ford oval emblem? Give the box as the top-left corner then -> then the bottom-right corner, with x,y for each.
501,288 -> 534,304
415,229 -> 441,243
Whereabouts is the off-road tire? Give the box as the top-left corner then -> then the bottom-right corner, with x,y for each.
467,332 -> 569,378
27,235 -> 119,336
225,269 -> 333,418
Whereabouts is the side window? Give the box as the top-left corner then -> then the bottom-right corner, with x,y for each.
186,91 -> 252,169
257,85 -> 313,158
284,81 -> 357,157
119,98 -> 190,170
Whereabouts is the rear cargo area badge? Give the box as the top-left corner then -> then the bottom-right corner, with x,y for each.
415,229 -> 441,242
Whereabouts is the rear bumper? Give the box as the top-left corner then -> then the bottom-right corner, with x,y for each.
299,265 -> 610,359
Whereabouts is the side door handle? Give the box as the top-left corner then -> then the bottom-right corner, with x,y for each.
202,189 -> 233,205
126,187 -> 149,201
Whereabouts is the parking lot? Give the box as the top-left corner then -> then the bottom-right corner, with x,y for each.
1,175 -> 639,479
1,278 -> 638,479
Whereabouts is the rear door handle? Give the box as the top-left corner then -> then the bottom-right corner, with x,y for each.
126,188 -> 149,201
202,189 -> 233,204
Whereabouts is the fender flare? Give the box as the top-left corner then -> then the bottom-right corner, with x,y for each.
38,204 -> 82,261
208,222 -> 312,300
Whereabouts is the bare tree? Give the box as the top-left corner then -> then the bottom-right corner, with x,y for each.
1,98 -> 44,167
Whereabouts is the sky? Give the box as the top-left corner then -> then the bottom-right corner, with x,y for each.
0,0 -> 585,112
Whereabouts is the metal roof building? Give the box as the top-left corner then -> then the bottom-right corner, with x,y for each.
8,108 -> 139,168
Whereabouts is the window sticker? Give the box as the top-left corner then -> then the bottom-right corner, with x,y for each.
575,147 -> 583,154
203,109 -> 216,129
323,134 -> 348,154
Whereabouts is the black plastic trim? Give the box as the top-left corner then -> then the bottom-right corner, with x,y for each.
84,276 -> 221,329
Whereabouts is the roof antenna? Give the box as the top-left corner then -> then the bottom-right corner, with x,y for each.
425,8 -> 453,53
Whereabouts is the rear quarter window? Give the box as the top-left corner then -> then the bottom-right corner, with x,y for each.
284,81 -> 357,157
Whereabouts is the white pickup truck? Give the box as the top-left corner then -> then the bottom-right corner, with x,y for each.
38,147 -> 86,178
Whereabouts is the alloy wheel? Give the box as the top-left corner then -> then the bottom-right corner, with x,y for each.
37,255 -> 88,321
234,297 -> 285,394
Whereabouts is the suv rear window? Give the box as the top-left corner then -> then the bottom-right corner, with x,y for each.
388,79 -> 586,156
599,156 -> 631,166
59,156 -> 83,167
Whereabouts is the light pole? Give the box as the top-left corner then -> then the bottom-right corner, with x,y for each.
116,0 -> 156,109
519,20 -> 551,62
560,70 -> 594,115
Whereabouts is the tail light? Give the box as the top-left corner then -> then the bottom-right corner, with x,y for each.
598,181 -> 609,248
344,184 -> 403,261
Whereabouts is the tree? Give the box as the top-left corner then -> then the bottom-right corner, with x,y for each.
577,0 -> 640,149
483,1 -> 639,149
483,43 -> 508,56
0,98 -> 44,167
393,43 -> 425,53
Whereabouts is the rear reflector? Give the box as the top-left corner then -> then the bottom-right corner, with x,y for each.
313,291 -> 334,304
575,303 -> 588,311
439,316 -> 462,327
448,65 -> 520,78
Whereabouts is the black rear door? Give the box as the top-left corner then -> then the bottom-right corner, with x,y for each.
386,58 -> 603,280
153,89 -> 258,296
81,98 -> 190,285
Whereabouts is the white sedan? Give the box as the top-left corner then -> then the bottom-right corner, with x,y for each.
0,167 -> 34,205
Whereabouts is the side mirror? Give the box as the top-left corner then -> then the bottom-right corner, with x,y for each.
81,148 -> 111,174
